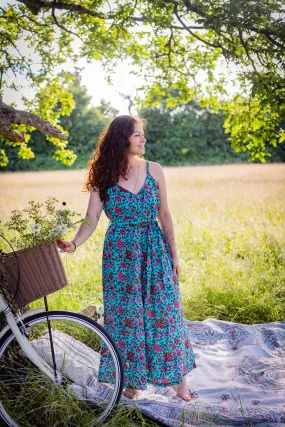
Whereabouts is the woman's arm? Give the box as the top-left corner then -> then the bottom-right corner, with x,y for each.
151,162 -> 179,276
57,189 -> 104,252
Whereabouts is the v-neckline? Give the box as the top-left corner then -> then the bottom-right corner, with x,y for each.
116,174 -> 149,197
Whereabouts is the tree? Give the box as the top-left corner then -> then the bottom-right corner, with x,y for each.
1,67 -> 119,170
140,100 -> 250,165
58,67 -> 119,155
0,0 -> 284,166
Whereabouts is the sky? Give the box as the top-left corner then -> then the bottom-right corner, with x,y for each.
5,56 -> 147,115
6,54 -> 238,116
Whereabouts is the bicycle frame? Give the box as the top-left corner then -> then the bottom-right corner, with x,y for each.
0,293 -> 59,383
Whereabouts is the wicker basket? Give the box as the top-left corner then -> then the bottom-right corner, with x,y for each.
0,240 -> 68,307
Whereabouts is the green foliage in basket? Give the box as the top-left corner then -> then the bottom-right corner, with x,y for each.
1,197 -> 90,250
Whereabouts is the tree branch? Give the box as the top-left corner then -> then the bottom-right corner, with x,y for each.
238,28 -> 258,74
15,0 -> 285,52
173,5 -> 226,52
172,0 -> 285,49
51,6 -> 85,42
0,31 -> 35,78
0,96 -> 71,142
260,30 -> 285,50
17,0 -> 116,19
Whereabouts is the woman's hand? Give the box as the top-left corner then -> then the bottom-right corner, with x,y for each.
172,254 -> 180,281
56,239 -> 76,253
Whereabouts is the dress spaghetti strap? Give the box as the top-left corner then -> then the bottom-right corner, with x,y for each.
146,160 -> 150,175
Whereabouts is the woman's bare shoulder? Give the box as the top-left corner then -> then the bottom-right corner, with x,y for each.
147,160 -> 163,181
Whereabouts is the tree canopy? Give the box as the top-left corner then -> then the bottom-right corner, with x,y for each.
1,0 -> 284,166
4,68 -> 284,171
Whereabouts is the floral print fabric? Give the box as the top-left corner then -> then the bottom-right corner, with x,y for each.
97,160 -> 196,390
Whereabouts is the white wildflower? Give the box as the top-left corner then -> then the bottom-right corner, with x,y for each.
31,222 -> 42,233
49,227 -> 59,236
57,223 -> 69,234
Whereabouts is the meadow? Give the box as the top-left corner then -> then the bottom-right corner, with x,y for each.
0,163 -> 285,426
0,162 -> 285,324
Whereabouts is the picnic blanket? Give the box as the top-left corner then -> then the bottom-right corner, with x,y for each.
123,318 -> 285,426
31,317 -> 285,426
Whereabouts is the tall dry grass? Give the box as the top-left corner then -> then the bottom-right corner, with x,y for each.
1,163 -> 284,323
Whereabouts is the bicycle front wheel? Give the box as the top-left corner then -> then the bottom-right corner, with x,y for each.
0,311 -> 124,426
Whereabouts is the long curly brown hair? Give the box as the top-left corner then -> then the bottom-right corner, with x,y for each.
84,115 -> 146,203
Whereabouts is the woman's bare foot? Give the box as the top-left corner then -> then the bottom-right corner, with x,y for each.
172,377 -> 192,402
123,386 -> 142,399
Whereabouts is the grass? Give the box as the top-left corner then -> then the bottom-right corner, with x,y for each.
0,162 -> 285,426
1,163 -> 284,324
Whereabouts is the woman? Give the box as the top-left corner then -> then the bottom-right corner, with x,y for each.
57,115 -> 196,401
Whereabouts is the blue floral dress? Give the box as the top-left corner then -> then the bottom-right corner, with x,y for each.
97,160 -> 196,390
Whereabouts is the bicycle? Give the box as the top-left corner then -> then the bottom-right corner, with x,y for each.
0,236 -> 124,426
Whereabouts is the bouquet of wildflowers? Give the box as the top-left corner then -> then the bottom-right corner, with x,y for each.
1,197 -> 90,251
